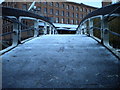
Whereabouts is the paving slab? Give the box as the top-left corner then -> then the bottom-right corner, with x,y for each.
2,35 -> 120,88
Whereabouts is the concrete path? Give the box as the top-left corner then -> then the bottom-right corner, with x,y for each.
2,35 -> 120,88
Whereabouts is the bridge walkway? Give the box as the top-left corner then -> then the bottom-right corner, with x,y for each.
2,35 -> 120,88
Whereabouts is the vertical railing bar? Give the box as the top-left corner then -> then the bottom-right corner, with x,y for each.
34,20 -> 39,37
10,17 -> 19,47
101,16 -> 109,46
44,22 -> 47,35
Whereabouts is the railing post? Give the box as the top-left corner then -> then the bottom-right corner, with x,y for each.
77,27 -> 81,34
44,22 -> 47,35
18,18 -> 22,43
101,16 -> 109,46
55,29 -> 58,34
84,23 -> 87,34
100,16 -> 104,43
34,20 -> 39,37
81,25 -> 84,34
12,20 -> 19,46
52,27 -> 55,35
49,25 -> 52,35
89,18 -> 93,36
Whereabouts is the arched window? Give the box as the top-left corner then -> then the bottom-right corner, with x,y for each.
56,2 -> 59,7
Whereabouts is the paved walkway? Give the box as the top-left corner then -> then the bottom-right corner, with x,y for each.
2,35 -> 120,88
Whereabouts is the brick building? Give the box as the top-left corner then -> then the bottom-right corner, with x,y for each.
102,0 -> 112,7
2,1 -> 97,25
1,1 -> 98,49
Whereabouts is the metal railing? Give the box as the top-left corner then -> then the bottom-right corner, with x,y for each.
0,6 -> 57,54
76,2 -> 120,59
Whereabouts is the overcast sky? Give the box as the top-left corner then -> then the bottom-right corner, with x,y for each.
67,0 -> 118,8
67,0 -> 102,8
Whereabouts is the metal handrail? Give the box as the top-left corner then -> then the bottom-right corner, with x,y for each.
76,2 -> 120,59
77,2 -> 120,27
0,31 -> 14,36
0,6 -> 57,54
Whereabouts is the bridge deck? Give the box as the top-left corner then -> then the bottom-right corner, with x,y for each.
2,35 -> 120,88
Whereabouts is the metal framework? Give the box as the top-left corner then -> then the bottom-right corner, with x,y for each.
76,2 -> 120,59
0,6 -> 57,54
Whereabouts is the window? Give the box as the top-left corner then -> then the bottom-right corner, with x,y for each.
50,2 -> 53,6
71,20 -> 74,24
56,2 -> 59,7
77,20 -> 79,24
72,6 -> 74,10
22,4 -> 27,10
72,13 -> 74,18
62,4 -> 64,8
44,2 -> 47,5
76,20 -> 78,24
56,17 -> 59,23
76,7 -> 79,11
37,7 -> 41,12
90,9 -> 92,12
80,7 -> 83,12
68,19 -> 70,24
80,14 -> 83,19
61,18 -> 64,23
82,14 -> 84,18
67,12 -> 69,16
67,5 -> 69,9
88,9 -> 91,13
85,8 -> 87,12
44,8 -> 47,14
83,8 -> 85,12
66,19 -> 68,24
56,10 -> 59,15
50,9 -> 53,14
62,11 -> 64,16
76,13 -> 79,18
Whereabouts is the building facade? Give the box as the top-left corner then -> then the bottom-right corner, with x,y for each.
1,1 -> 98,49
2,1 -> 97,25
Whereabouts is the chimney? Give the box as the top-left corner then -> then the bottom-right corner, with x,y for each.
102,0 -> 112,7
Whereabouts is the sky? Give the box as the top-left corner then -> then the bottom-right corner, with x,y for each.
67,0 -> 118,8
67,0 -> 102,8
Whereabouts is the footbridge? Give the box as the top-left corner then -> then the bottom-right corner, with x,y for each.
0,2 -> 120,88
